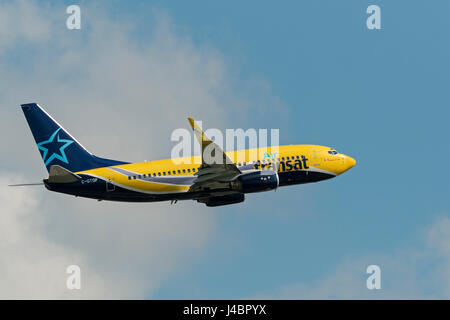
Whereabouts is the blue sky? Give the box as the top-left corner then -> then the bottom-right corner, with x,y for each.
145,0 -> 450,298
0,0 -> 449,299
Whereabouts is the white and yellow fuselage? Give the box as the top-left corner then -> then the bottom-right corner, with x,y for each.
49,145 -> 356,202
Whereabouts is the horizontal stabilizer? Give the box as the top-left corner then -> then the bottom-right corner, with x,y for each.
48,165 -> 81,183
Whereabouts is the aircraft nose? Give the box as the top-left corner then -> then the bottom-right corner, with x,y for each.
345,155 -> 356,170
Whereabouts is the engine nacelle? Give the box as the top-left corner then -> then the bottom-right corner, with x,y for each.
231,170 -> 279,193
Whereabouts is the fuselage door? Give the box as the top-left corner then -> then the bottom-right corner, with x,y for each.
106,175 -> 115,192
311,149 -> 321,166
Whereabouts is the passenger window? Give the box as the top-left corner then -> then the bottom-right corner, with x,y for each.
178,170 -> 181,174
173,170 -> 176,174
192,168 -> 196,172
187,169 -> 191,173
158,172 -> 161,176
153,173 -> 156,177
168,171 -> 171,175
183,169 -> 186,173
128,176 -> 131,180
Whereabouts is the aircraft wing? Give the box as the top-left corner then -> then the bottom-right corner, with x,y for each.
187,118 -> 241,193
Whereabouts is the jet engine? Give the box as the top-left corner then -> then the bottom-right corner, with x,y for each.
230,170 -> 279,193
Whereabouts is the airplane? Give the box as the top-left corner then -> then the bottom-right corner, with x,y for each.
10,103 -> 356,207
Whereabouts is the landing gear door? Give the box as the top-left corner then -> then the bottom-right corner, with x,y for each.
106,175 -> 115,192
311,149 -> 321,166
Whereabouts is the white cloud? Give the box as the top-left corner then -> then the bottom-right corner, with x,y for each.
0,175 -> 109,299
0,0 -> 53,51
0,2 -> 287,170
0,170 -> 216,298
0,173 -> 215,298
0,1 -> 261,298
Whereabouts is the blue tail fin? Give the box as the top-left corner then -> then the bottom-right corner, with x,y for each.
21,103 -> 128,173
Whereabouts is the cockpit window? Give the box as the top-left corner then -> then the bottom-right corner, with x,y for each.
328,150 -> 338,155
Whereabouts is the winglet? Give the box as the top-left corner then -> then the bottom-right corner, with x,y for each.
187,117 -> 196,129
187,118 -> 240,170
188,117 -> 210,147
